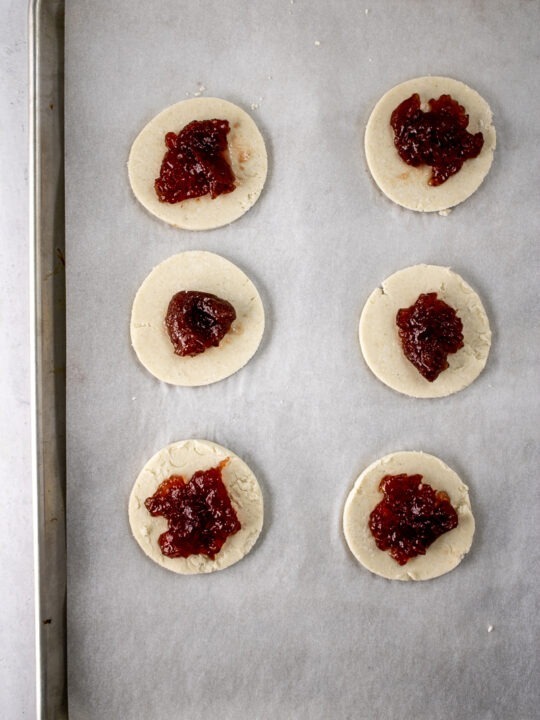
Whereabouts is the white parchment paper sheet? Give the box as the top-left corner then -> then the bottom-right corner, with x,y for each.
65,1 -> 540,718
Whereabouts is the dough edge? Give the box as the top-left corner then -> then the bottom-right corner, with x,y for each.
343,451 -> 475,581
128,97 -> 268,230
359,264 -> 492,398
128,439 -> 264,574
364,76 -> 496,212
130,251 -> 265,387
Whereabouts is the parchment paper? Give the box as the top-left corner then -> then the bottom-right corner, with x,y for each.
65,2 -> 540,718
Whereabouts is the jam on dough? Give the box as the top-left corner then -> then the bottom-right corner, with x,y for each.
365,76 -> 496,212
154,119 -> 237,204
165,290 -> 237,357
343,451 -> 475,581
130,251 -> 265,387
128,97 -> 267,230
369,473 -> 458,565
129,439 -> 264,574
390,93 -> 484,186
396,292 -> 464,382
144,460 -> 241,561
359,264 -> 491,399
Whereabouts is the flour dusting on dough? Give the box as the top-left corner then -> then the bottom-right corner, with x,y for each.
129,439 -> 264,574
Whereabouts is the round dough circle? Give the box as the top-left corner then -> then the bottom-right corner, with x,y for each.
365,76 -> 496,212
131,251 -> 265,386
128,97 -> 268,230
343,451 -> 475,581
359,264 -> 491,398
129,439 -> 264,574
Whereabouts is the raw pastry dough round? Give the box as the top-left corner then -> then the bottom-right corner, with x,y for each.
131,251 -> 265,386
365,76 -> 496,212
359,264 -> 491,398
343,451 -> 475,581
128,97 -> 268,230
129,439 -> 264,574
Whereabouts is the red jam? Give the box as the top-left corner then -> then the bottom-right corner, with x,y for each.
390,93 -> 484,185
165,290 -> 236,357
396,292 -> 464,382
144,461 -> 241,560
154,119 -> 236,203
369,474 -> 458,565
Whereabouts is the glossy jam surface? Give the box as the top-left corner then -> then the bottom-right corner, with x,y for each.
369,474 -> 458,565
396,292 -> 464,382
165,290 -> 236,357
144,462 -> 241,560
155,119 -> 236,203
390,93 -> 484,186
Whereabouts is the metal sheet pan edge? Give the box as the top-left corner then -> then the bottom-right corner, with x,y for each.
30,0 -> 67,717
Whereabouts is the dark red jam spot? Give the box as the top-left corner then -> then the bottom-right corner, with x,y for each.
369,474 -> 458,566
154,119 -> 236,203
144,461 -> 241,560
165,290 -> 236,357
396,292 -> 464,382
390,93 -> 484,186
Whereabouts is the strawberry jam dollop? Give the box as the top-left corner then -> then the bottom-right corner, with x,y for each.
154,119 -> 236,203
369,474 -> 458,565
144,461 -> 241,560
396,292 -> 464,382
165,290 -> 236,357
390,93 -> 484,186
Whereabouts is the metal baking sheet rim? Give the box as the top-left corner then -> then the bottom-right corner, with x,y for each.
30,0 -> 68,717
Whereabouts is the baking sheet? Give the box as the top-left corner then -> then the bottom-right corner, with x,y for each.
30,1 -> 67,717
65,1 -> 540,718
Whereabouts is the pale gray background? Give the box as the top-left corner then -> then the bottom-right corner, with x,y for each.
0,1 -> 35,719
